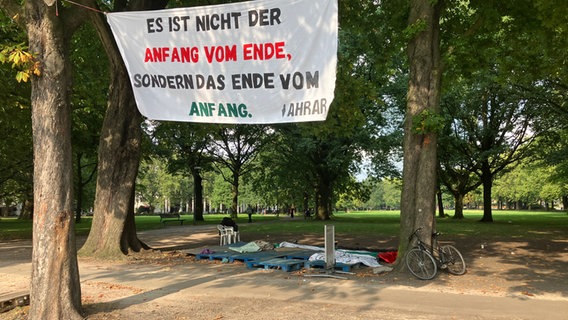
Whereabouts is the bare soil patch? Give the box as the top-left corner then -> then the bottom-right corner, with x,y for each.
1,223 -> 567,319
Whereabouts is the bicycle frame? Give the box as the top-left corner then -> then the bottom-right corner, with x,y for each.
410,229 -> 443,262
406,227 -> 466,279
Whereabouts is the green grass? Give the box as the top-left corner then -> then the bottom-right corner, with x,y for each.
240,210 -> 568,241
1,210 -> 566,241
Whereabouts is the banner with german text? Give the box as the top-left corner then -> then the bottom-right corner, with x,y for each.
106,0 -> 337,124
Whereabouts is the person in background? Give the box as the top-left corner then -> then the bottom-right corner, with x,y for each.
221,217 -> 238,231
246,205 -> 254,223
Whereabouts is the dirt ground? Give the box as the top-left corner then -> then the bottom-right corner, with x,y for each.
1,221 -> 567,319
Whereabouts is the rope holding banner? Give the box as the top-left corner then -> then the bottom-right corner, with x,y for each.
59,0 -> 107,14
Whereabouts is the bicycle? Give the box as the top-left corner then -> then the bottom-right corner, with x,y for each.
405,227 -> 466,280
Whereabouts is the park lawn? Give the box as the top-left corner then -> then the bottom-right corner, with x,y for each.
241,210 -> 568,241
0,210 -> 566,241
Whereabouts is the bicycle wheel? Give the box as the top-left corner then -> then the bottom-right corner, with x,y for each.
405,248 -> 437,280
440,245 -> 466,275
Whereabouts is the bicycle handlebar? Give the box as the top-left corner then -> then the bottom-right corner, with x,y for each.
408,227 -> 423,241
409,227 -> 441,242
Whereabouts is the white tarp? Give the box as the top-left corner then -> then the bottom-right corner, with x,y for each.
106,0 -> 337,124
278,241 -> 381,268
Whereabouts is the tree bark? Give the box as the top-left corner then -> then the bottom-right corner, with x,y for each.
315,175 -> 333,220
78,6 -> 145,258
192,169 -> 204,222
74,153 -> 84,223
396,0 -> 442,268
20,197 -> 33,220
436,184 -> 445,217
78,57 -> 143,257
453,192 -> 465,219
122,189 -> 150,251
25,0 -> 82,318
231,171 -> 239,219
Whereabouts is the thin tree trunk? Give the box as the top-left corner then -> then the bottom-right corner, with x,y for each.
437,184 -> 445,217
75,153 -> 84,223
453,192 -> 465,219
230,169 -> 239,219
303,192 -> 309,216
315,175 -> 333,220
26,1 -> 82,318
20,197 -> 33,220
480,161 -> 494,222
397,0 -> 442,268
193,169 -> 204,222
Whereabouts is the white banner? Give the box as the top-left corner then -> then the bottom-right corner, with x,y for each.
106,0 -> 337,124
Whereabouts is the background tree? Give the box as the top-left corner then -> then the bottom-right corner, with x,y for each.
136,157 -> 168,213
537,131 -> 568,212
494,159 -> 567,211
151,122 -> 213,221
363,178 -> 402,210
247,131 -> 310,214
256,0 -> 405,220
70,23 -> 107,222
207,169 -> 232,212
136,156 -> 193,213
208,124 -> 270,219
437,0 -> 564,222
0,10 -> 33,219
437,75 -> 540,220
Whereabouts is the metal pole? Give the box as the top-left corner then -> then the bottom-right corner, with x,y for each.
325,225 -> 335,271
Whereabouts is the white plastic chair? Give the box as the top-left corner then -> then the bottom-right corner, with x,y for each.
230,228 -> 241,244
217,225 -> 231,245
217,225 -> 241,245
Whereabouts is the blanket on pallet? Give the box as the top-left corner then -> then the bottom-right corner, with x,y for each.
278,241 -> 381,267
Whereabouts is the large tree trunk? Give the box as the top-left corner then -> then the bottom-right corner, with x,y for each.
26,1 -> 82,318
79,57 -> 144,258
79,7 -> 145,258
396,0 -> 442,268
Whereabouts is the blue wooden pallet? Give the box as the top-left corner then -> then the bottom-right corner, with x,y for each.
196,249 -> 284,263
305,260 -> 360,272
195,250 -> 243,262
0,291 -> 30,313
194,243 -> 249,261
280,249 -> 317,260
246,258 -> 305,272
231,250 -> 285,262
193,247 -> 319,273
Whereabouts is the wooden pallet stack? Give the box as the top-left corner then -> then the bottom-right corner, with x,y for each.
1,290 -> 30,313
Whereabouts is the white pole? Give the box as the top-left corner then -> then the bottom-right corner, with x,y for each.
324,225 -> 335,271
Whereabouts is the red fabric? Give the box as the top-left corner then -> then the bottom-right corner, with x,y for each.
378,251 -> 398,264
